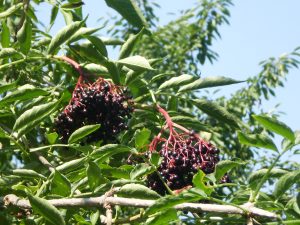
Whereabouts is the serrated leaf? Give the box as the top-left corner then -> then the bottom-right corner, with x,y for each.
253,115 -> 295,141
87,161 -> 108,191
0,84 -> 48,106
0,48 -> 21,59
47,21 -> 84,54
135,128 -> 151,149
0,3 -> 23,19
214,160 -> 245,181
145,188 -> 205,216
179,76 -> 243,92
145,208 -> 178,225
13,99 -> 60,138
192,170 -> 213,195
118,184 -> 160,199
86,36 -> 108,57
91,144 -> 132,162
50,170 -> 71,196
28,194 -> 65,225
119,28 -> 145,59
17,18 -> 32,54
171,115 -> 211,132
81,63 -> 109,75
130,163 -> 155,180
248,168 -> 288,188
68,124 -> 100,144
193,99 -> 240,128
237,131 -> 278,151
117,55 -> 154,71
70,43 -> 106,63
67,27 -> 103,43
158,74 -> 195,91
104,0 -> 148,29
274,170 -> 300,198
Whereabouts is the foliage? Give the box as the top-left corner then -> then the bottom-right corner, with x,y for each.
0,0 -> 299,224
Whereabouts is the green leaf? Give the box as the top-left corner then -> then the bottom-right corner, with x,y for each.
158,74 -> 195,91
118,184 -> 160,199
145,188 -> 205,216
145,209 -> 178,225
90,144 -> 133,162
104,61 -> 120,84
13,99 -> 60,138
50,5 -> 59,28
253,115 -> 295,141
274,170 -> 300,198
179,76 -> 243,92
28,194 -> 65,225
50,170 -> 71,197
130,163 -> 155,180
171,115 -> 211,132
17,18 -> 32,54
0,3 -> 23,19
0,80 -> 18,94
117,55 -> 154,71
87,36 -> 108,57
67,27 -> 103,43
150,152 -> 162,167
135,128 -> 151,149
70,43 -> 106,63
61,1 -> 84,10
192,170 -> 213,195
214,160 -> 245,181
248,168 -> 288,188
1,21 -> 10,48
47,21 -> 84,54
193,99 -> 241,128
0,84 -> 48,106
119,28 -> 145,59
45,132 -> 58,144
81,63 -> 109,75
10,169 -> 46,180
68,124 -> 100,144
104,0 -> 147,29
237,132 -> 278,151
56,157 -> 86,173
87,161 -> 108,191
0,48 -> 22,59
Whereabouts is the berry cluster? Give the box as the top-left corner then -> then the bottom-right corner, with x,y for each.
147,130 -> 220,195
146,105 -> 225,195
55,77 -> 133,142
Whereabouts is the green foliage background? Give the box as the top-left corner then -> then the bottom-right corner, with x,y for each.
0,0 -> 299,224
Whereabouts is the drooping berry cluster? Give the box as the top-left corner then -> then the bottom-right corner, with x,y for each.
147,106 -> 221,195
55,77 -> 133,143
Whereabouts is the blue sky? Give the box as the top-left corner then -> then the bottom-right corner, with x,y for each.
37,1 -> 300,156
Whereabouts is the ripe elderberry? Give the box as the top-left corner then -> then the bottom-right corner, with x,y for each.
55,76 -> 133,143
146,106 -> 221,195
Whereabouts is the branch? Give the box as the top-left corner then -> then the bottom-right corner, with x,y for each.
3,194 -> 278,219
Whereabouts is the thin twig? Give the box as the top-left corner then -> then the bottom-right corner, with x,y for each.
3,194 -> 278,219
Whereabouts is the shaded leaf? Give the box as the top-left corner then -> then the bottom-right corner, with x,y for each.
68,124 -> 100,144
17,18 -> 32,54
118,184 -> 160,199
91,144 -> 133,162
87,36 -> 108,57
145,209 -> 177,225
56,157 -> 86,173
248,168 -> 288,188
130,163 -> 155,180
1,20 -> 10,47
192,170 -> 213,195
193,99 -> 240,128
274,170 -> 300,198
0,80 -> 18,94
50,170 -> 71,197
119,28 -> 145,59
0,3 -> 23,19
214,160 -> 245,181
67,27 -> 103,43
28,194 -> 65,225
0,48 -> 20,59
253,115 -> 295,141
10,169 -> 46,180
135,128 -> 151,149
179,76 -> 243,92
87,161 -> 108,191
237,132 -> 278,151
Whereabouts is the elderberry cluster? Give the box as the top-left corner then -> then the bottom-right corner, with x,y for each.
55,78 -> 133,142
147,132 -> 220,195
